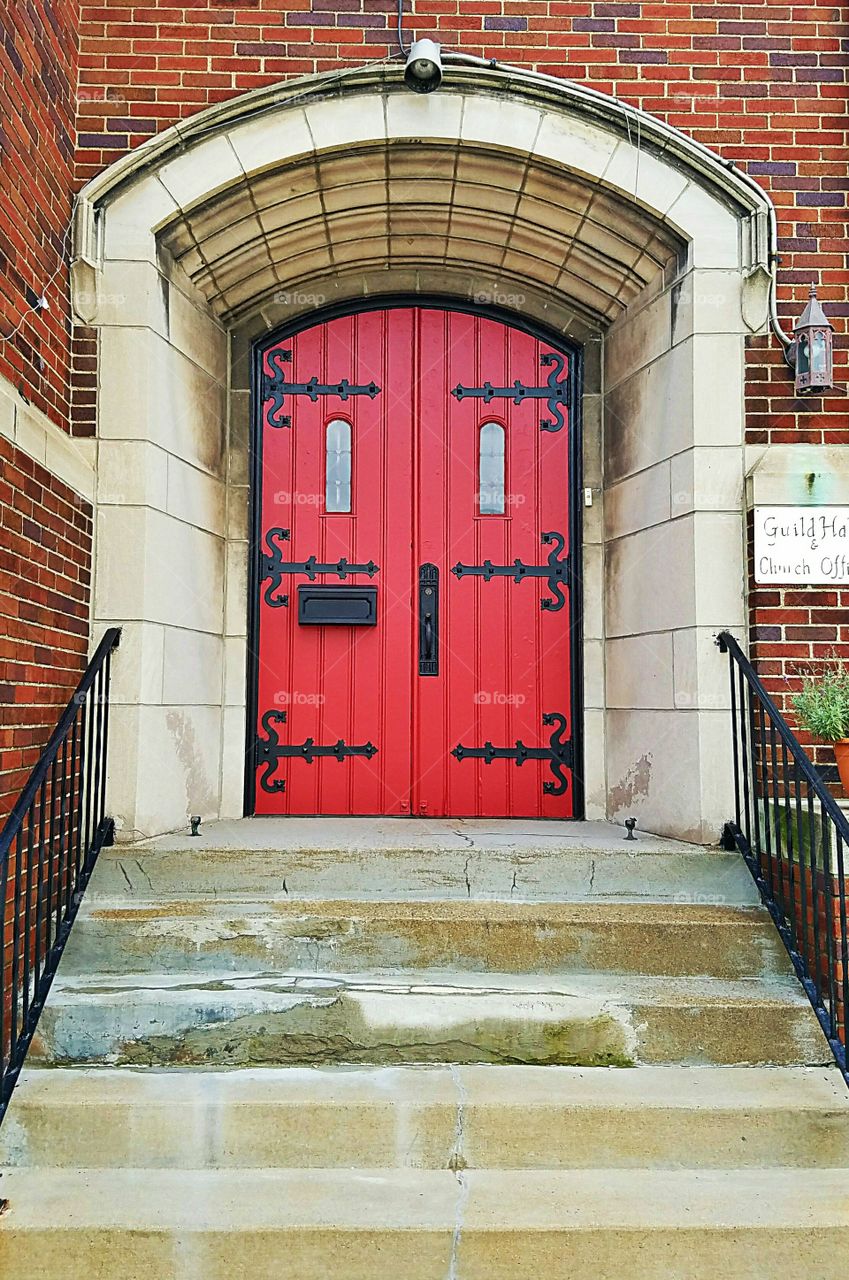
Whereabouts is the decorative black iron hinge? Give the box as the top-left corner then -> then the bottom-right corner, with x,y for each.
451,712 -> 572,797
451,352 -> 569,432
451,531 -> 569,612
255,710 -> 378,793
260,528 -> 380,608
262,349 -> 381,429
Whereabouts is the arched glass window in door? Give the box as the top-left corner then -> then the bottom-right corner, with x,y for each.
326,418 -> 352,512
478,421 -> 505,514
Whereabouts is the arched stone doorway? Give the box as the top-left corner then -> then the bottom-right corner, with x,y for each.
72,64 -> 772,842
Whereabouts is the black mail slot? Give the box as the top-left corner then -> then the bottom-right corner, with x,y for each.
297,584 -> 378,626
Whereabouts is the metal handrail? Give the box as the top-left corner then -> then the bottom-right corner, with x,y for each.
718,630 -> 849,1082
0,627 -> 121,1123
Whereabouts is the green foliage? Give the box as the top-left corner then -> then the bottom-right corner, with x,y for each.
792,662 -> 849,743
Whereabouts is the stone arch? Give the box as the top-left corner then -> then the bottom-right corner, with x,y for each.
74,64 -> 773,841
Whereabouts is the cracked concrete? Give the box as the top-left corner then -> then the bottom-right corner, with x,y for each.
29,968 -> 828,1070
447,1065 -> 470,1280
89,819 -> 759,906
62,898 -> 790,983
3,816 -> 847,1276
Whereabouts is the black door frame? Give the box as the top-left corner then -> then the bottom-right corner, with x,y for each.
245,295 -> 585,819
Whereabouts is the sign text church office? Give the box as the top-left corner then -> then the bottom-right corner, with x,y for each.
75,63 -> 780,843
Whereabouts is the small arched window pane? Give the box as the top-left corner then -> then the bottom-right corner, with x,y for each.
326,419 -> 352,512
479,422 -> 505,515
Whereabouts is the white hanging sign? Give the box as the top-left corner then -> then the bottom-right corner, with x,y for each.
754,506 -> 849,584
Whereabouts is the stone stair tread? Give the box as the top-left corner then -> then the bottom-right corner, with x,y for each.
46,967 -> 812,1005
90,822 -> 758,906
76,898 -> 772,921
5,1065 -> 848,1173
128,817 -> 703,856
63,894 -> 791,983
31,966 -> 829,1070
3,1165 -> 849,1231
9,1062 -> 848,1110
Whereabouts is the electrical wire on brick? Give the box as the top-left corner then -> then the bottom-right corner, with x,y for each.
0,202 -> 77,346
396,0 -> 409,56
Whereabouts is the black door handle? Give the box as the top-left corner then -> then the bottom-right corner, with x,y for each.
419,563 -> 439,676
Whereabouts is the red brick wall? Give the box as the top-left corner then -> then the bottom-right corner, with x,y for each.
0,0 -> 80,431
0,4 -> 89,815
0,438 -> 92,819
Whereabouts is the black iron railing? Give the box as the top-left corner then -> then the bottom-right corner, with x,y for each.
718,630 -> 849,1082
0,627 -> 120,1123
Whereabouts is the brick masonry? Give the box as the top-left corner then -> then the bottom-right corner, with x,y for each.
0,1 -> 847,796
0,436 -> 92,818
0,0 -> 79,432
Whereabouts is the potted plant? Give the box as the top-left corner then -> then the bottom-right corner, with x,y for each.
792,661 -> 849,793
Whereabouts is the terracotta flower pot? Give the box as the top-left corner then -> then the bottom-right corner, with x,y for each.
833,739 -> 849,794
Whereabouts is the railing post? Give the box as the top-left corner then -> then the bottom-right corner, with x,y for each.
0,627 -> 121,1124
717,629 -> 849,1084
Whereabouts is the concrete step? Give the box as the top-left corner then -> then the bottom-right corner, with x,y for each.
30,970 -> 829,1068
3,1065 -> 848,1171
2,1165 -> 849,1278
62,898 -> 789,981
94,818 -> 758,904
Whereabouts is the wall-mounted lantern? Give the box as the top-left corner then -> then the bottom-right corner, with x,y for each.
786,284 -> 834,395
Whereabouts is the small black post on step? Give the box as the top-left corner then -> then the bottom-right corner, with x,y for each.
189,816 -> 202,837
720,822 -> 737,851
624,817 -> 637,841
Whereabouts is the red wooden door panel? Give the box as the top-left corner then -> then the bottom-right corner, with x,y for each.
415,311 -> 573,818
252,307 -> 574,817
254,311 -> 415,815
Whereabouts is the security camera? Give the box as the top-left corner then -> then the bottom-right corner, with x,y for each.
404,39 -> 443,94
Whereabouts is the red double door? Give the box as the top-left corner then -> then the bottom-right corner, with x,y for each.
252,307 -> 576,818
